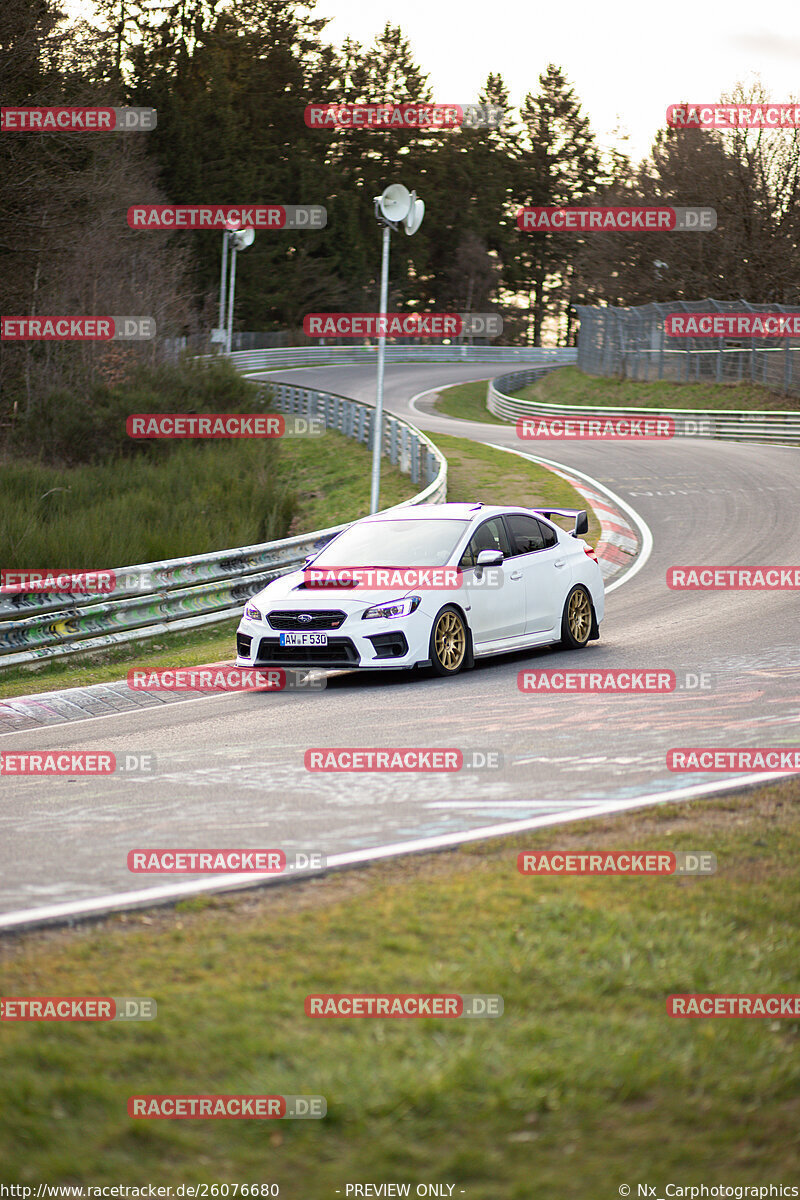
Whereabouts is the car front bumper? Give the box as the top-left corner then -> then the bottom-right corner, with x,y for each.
235,607 -> 437,670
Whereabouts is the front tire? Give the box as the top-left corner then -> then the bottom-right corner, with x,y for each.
560,585 -> 593,650
429,606 -> 468,676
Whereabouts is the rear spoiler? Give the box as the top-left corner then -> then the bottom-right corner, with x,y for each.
533,507 -> 589,538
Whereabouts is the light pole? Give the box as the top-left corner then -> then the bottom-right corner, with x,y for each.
225,226 -> 255,354
218,229 -> 229,333
212,219 -> 242,350
369,184 -> 425,514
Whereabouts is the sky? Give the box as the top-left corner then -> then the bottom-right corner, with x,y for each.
70,0 -> 800,162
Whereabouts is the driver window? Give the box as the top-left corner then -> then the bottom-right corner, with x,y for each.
459,517 -> 511,568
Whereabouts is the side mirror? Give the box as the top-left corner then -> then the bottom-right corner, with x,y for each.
476,549 -> 503,567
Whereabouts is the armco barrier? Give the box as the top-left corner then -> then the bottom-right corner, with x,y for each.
0,386 -> 446,667
224,345 -> 574,372
488,369 -> 800,444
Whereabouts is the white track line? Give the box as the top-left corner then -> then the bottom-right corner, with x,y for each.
484,443 -> 654,594
0,772 -> 793,932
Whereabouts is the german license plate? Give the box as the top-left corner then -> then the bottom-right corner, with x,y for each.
280,632 -> 328,647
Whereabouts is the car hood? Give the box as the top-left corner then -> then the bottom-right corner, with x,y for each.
251,568 -> 420,610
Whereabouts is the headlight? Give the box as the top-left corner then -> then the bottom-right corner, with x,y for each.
362,595 -> 421,620
244,602 -> 261,621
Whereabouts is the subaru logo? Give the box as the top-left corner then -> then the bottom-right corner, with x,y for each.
298,614 -> 312,623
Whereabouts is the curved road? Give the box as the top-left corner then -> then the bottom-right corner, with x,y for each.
2,364 -> 799,925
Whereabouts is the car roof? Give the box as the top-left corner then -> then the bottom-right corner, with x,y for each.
360,503 -> 548,524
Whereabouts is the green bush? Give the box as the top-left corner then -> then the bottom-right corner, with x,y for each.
10,357 -> 271,467
0,441 -> 294,568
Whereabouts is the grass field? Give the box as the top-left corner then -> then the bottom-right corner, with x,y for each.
0,434 -> 602,698
1,779 -> 798,1191
429,367 -> 800,419
432,380 -> 508,424
433,433 -> 602,544
512,365 -> 800,411
0,431 -> 415,571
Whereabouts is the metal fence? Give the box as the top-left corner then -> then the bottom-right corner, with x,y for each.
268,381 -> 444,488
576,300 -> 800,397
0,386 -> 446,668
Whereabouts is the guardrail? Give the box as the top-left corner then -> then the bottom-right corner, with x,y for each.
0,386 -> 447,668
223,345 -> 570,372
487,367 -> 800,443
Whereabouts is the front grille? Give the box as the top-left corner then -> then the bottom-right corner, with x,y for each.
267,610 -> 346,631
256,637 -> 359,665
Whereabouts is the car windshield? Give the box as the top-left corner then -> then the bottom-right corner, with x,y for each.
312,519 -> 470,568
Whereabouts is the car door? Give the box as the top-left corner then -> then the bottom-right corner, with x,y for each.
503,514 -> 571,634
458,517 -> 526,643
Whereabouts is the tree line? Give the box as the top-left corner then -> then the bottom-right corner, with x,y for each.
2,0 -> 799,415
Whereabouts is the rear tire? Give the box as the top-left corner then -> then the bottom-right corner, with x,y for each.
560,585 -> 593,650
429,606 -> 468,676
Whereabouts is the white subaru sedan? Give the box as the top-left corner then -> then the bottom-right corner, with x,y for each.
235,503 -> 604,678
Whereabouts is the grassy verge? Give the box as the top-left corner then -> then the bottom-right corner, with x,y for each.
0,442 -> 291,568
512,365 -> 800,411
1,779 -> 798,1190
279,429 -> 414,533
0,432 -> 415,570
431,433 -> 602,544
431,379 -> 507,424
1,435 -> 603,698
0,619 -> 241,700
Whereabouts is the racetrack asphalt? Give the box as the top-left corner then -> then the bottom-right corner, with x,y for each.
2,363 -> 799,925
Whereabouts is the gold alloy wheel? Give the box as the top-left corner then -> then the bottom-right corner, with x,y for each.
567,588 -> 592,643
433,610 -> 466,671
